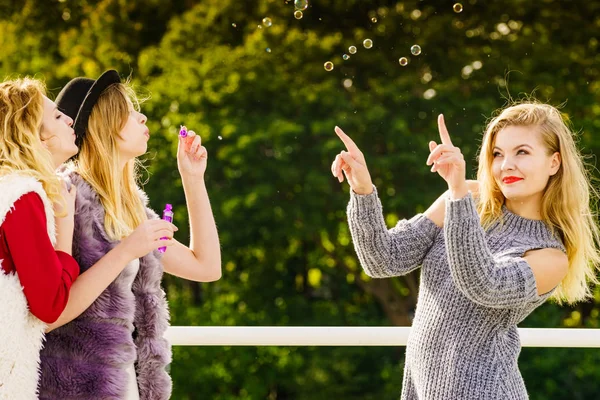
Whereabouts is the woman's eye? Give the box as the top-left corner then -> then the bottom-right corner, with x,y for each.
517,149 -> 529,155
492,152 -> 501,157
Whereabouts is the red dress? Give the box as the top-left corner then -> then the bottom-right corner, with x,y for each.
0,192 -> 80,323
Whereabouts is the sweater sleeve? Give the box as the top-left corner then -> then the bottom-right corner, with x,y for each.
444,193 -> 542,308
3,192 -> 80,323
347,186 -> 442,278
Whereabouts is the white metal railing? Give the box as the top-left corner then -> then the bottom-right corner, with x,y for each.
164,327 -> 600,348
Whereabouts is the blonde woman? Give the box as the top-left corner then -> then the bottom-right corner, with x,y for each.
332,103 -> 599,399
39,70 -> 222,400
0,78 -> 177,399
0,77 -> 79,399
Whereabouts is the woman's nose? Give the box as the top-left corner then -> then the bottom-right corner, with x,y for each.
501,157 -> 516,171
65,115 -> 74,127
139,112 -> 147,125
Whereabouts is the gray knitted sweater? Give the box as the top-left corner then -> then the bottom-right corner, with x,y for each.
347,188 -> 565,400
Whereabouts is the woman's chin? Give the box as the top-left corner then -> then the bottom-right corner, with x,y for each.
500,188 -> 522,201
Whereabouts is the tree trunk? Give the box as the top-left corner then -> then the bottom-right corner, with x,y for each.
354,272 -> 419,326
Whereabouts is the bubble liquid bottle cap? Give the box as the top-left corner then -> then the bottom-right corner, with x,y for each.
158,204 -> 174,253
162,204 -> 174,222
179,125 -> 188,138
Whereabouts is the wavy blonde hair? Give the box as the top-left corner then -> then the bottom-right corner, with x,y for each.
75,83 -> 147,240
477,102 -> 600,304
0,78 -> 65,210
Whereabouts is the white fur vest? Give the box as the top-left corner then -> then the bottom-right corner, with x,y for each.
0,174 -> 54,400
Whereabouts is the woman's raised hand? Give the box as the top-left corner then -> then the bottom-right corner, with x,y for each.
331,126 -> 374,195
426,114 -> 468,198
177,128 -> 208,179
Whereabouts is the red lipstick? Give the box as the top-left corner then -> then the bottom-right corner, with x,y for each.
502,176 -> 523,184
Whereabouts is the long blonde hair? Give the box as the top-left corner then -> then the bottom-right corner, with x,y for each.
75,83 -> 147,240
0,78 -> 64,208
477,102 -> 600,304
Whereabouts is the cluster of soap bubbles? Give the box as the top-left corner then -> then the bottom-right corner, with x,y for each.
325,40 -> 424,72
286,2 -> 462,75
396,45 -> 422,67
260,17 -> 274,53
324,39 -> 375,72
294,0 -> 308,20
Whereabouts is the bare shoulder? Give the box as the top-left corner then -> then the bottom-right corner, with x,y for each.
525,247 -> 568,268
524,248 -> 569,295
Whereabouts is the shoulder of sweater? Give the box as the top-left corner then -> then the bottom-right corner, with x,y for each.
503,226 -> 566,254
0,174 -> 46,204
0,174 -> 55,239
2,192 -> 46,230
10,191 -> 45,210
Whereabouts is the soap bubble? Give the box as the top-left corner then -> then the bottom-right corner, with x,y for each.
266,48 -> 271,53
294,10 -> 303,19
371,17 -> 378,23
363,39 -> 373,49
295,0 -> 308,10
262,17 -> 272,27
343,54 -> 350,60
453,3 -> 463,13
232,23 -> 237,27
399,57 -> 409,66
348,46 -> 357,54
423,89 -> 437,99
410,44 -> 422,55
324,61 -> 334,71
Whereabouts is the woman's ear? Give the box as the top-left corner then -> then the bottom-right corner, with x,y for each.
550,152 -> 561,176
39,134 -> 53,150
39,133 -> 49,149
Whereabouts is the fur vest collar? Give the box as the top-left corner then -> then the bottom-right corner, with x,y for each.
38,171 -> 172,400
0,174 -> 53,400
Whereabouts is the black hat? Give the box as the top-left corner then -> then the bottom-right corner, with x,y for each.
56,69 -> 121,146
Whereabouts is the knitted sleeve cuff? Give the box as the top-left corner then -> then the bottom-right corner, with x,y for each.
445,192 -> 478,223
348,185 -> 380,220
519,262 -> 541,300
